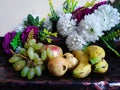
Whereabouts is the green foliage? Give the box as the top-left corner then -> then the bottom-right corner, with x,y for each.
112,0 -> 120,12
39,29 -> 58,43
101,29 -> 120,57
24,14 -> 45,28
10,32 -> 22,50
48,0 -> 59,22
63,0 -> 78,13
84,0 -> 96,7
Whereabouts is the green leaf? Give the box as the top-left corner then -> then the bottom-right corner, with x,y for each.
35,16 -> 39,23
24,14 -> 45,28
100,29 -> 120,57
39,18 -> 45,27
10,32 -> 22,50
84,0 -> 96,7
63,0 -> 78,13
101,38 -> 120,57
103,29 -> 120,41
24,21 -> 30,26
27,14 -> 35,25
39,29 -> 58,43
49,0 -> 59,22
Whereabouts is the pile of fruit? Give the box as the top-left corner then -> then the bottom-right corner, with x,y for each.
8,39 -> 108,79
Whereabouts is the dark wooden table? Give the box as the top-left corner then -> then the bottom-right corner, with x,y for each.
0,37 -> 120,90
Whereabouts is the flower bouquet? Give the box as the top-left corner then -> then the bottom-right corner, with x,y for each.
1,0 -> 120,79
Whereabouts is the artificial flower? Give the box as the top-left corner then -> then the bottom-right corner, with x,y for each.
57,13 -> 77,37
21,26 -> 39,44
66,31 -> 87,51
77,14 -> 104,43
94,4 -> 120,31
2,31 -> 16,54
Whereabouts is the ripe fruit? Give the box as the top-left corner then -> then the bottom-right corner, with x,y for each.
13,60 -> 26,71
72,50 -> 91,78
9,55 -> 21,63
46,45 -> 63,59
27,68 -> 35,80
47,57 -> 68,77
93,59 -> 108,73
85,45 -> 105,65
72,63 -> 91,78
34,66 -> 42,76
21,66 -> 30,77
63,53 -> 78,70
27,47 -> 34,60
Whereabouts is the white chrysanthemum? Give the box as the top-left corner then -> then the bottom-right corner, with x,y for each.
55,6 -> 65,17
66,31 -> 87,51
77,14 -> 104,42
57,13 -> 77,37
43,16 -> 53,31
94,4 -> 120,31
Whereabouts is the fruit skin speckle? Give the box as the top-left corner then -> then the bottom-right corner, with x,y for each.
47,56 -> 68,77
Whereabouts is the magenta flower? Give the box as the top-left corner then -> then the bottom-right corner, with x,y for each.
91,1 -> 107,12
72,1 -> 107,23
2,31 -> 16,54
21,26 -> 39,44
72,7 -> 91,23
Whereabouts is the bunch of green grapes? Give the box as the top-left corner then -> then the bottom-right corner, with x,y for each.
8,39 -> 49,80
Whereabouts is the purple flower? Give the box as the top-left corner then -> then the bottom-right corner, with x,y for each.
21,26 -> 39,44
91,1 -> 107,12
72,1 -> 108,23
2,31 -> 16,54
72,7 -> 91,23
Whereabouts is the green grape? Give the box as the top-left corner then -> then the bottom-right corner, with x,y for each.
41,49 -> 47,61
19,48 -> 27,56
34,66 -> 42,76
33,58 -> 43,66
9,55 -> 21,63
13,60 -> 26,71
28,39 -> 36,47
27,47 -> 34,60
21,66 -> 30,77
33,43 -> 43,51
34,53 -> 40,61
27,68 -> 35,80
24,43 -> 29,49
46,48 -> 54,59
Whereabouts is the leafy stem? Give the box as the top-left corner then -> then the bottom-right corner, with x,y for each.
48,0 -> 59,22
39,29 -> 58,43
100,29 -> 120,57
63,0 -> 78,13
101,38 -> 120,57
10,32 -> 22,50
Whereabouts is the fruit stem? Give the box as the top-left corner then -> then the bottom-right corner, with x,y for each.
9,49 -> 29,61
